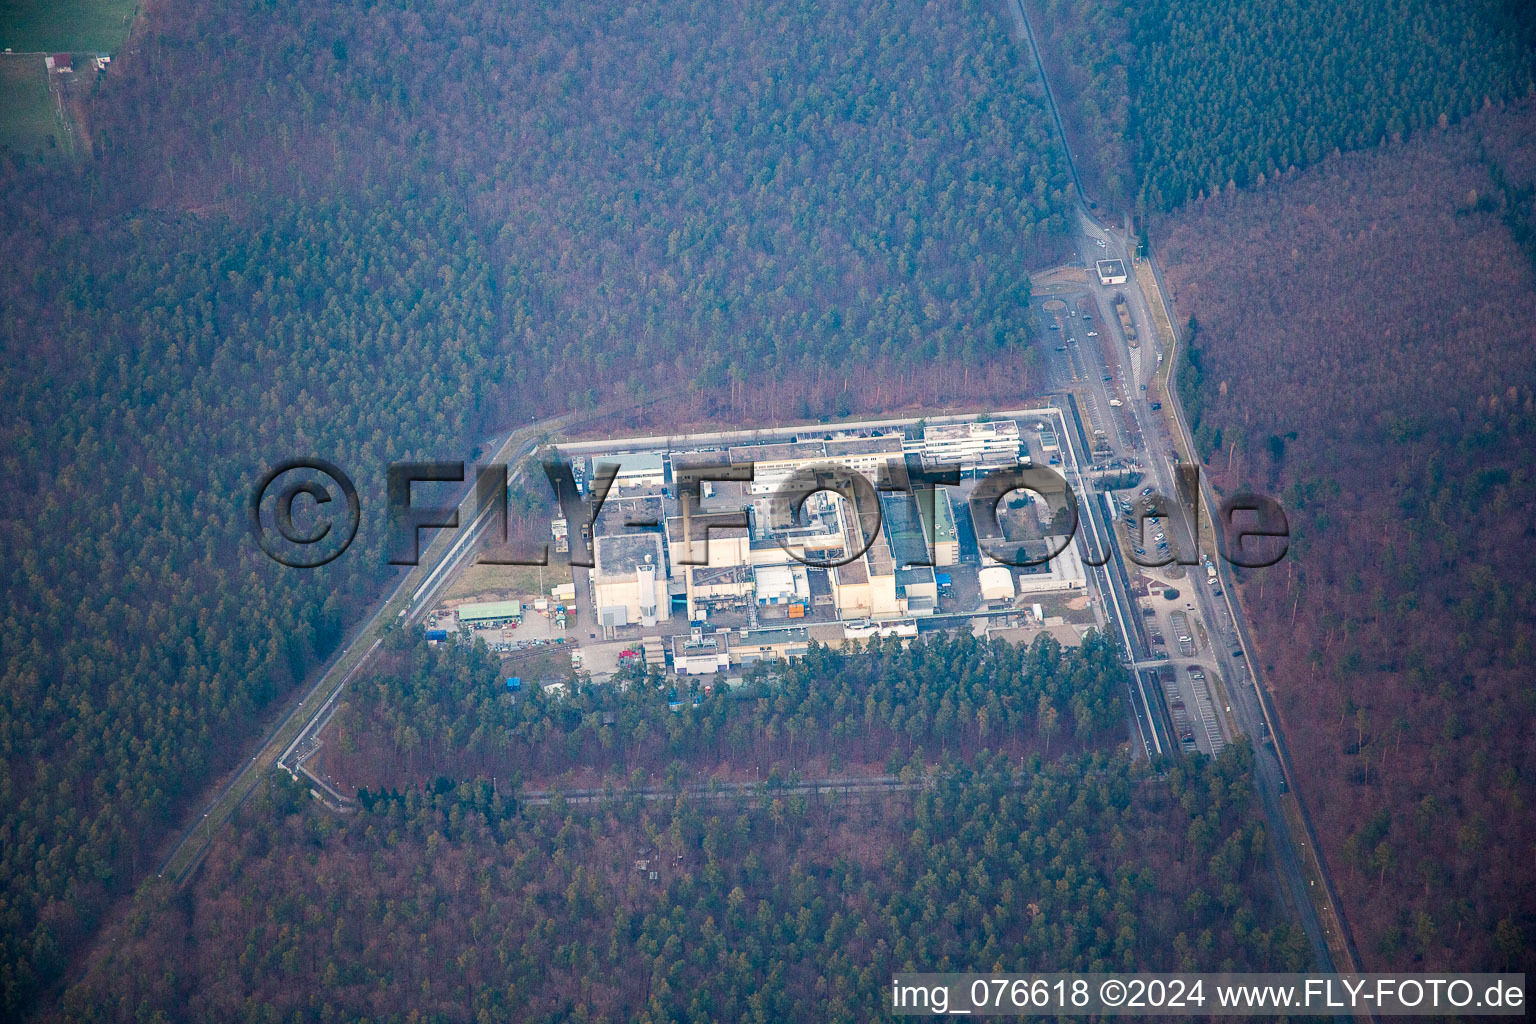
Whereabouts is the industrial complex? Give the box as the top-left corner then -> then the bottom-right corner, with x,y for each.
427,411 -> 1099,680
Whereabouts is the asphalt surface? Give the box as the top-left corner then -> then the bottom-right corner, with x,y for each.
1074,221 -> 1339,972
1007,0 -> 1345,977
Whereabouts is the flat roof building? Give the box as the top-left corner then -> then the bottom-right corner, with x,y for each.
1036,421 -> 1060,453
666,512 -> 749,570
672,629 -> 730,674
457,599 -> 523,624
593,533 -> 668,628
921,420 -> 1022,472
932,489 -> 959,567
823,435 -> 904,483
755,563 -> 810,605
1014,542 -> 1087,594
732,626 -> 812,666
684,564 -> 753,620
730,440 -> 827,496
1095,259 -> 1128,285
613,452 -> 666,488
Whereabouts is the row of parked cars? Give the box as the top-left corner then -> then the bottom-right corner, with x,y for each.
1119,491 -> 1172,560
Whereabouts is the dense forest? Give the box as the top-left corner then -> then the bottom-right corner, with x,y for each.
1156,100 -> 1536,971
59,745 -> 1306,1022
1021,0 -> 1534,213
0,0 -> 1076,1016
1020,0 -> 1132,208
322,632 -> 1126,789
26,0 -> 1074,394
1126,0 -> 1535,211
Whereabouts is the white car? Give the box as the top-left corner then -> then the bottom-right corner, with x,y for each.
1087,331 -> 1098,337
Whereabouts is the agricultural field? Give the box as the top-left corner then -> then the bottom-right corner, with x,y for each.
0,0 -> 138,52
0,54 -> 60,155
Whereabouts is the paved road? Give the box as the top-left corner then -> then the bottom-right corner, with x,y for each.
152,384 -> 706,886
1075,221 -> 1344,973
156,418 -> 556,882
1051,405 -> 1164,758
1068,210 -> 1336,974
279,429 -> 558,781
1006,0 -> 1347,978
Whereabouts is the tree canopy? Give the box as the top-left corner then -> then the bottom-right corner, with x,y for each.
0,0 -> 1076,1015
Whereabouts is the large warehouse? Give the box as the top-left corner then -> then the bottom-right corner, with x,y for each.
456,600 -> 523,625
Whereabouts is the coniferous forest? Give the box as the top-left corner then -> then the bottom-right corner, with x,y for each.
1127,0 -> 1534,210
322,632 -> 1126,788
1021,0 -> 1533,212
0,0 -> 1076,1016
4,0 -> 1536,1015
61,638 -> 1306,1023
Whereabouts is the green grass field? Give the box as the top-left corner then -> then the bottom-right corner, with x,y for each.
0,54 -> 63,155
0,0 -> 138,52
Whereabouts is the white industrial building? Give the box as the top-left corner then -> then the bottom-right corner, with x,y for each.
920,420 -> 1022,472
728,434 -> 904,496
823,435 -> 905,482
755,563 -> 811,606
978,566 -> 1016,602
593,533 -> 668,628
732,626 -> 813,666
589,452 -> 666,491
730,440 -> 826,496
665,512 -> 750,569
672,629 -> 730,674
1013,542 -> 1087,594
1036,421 -> 1060,454
1095,259 -> 1128,285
